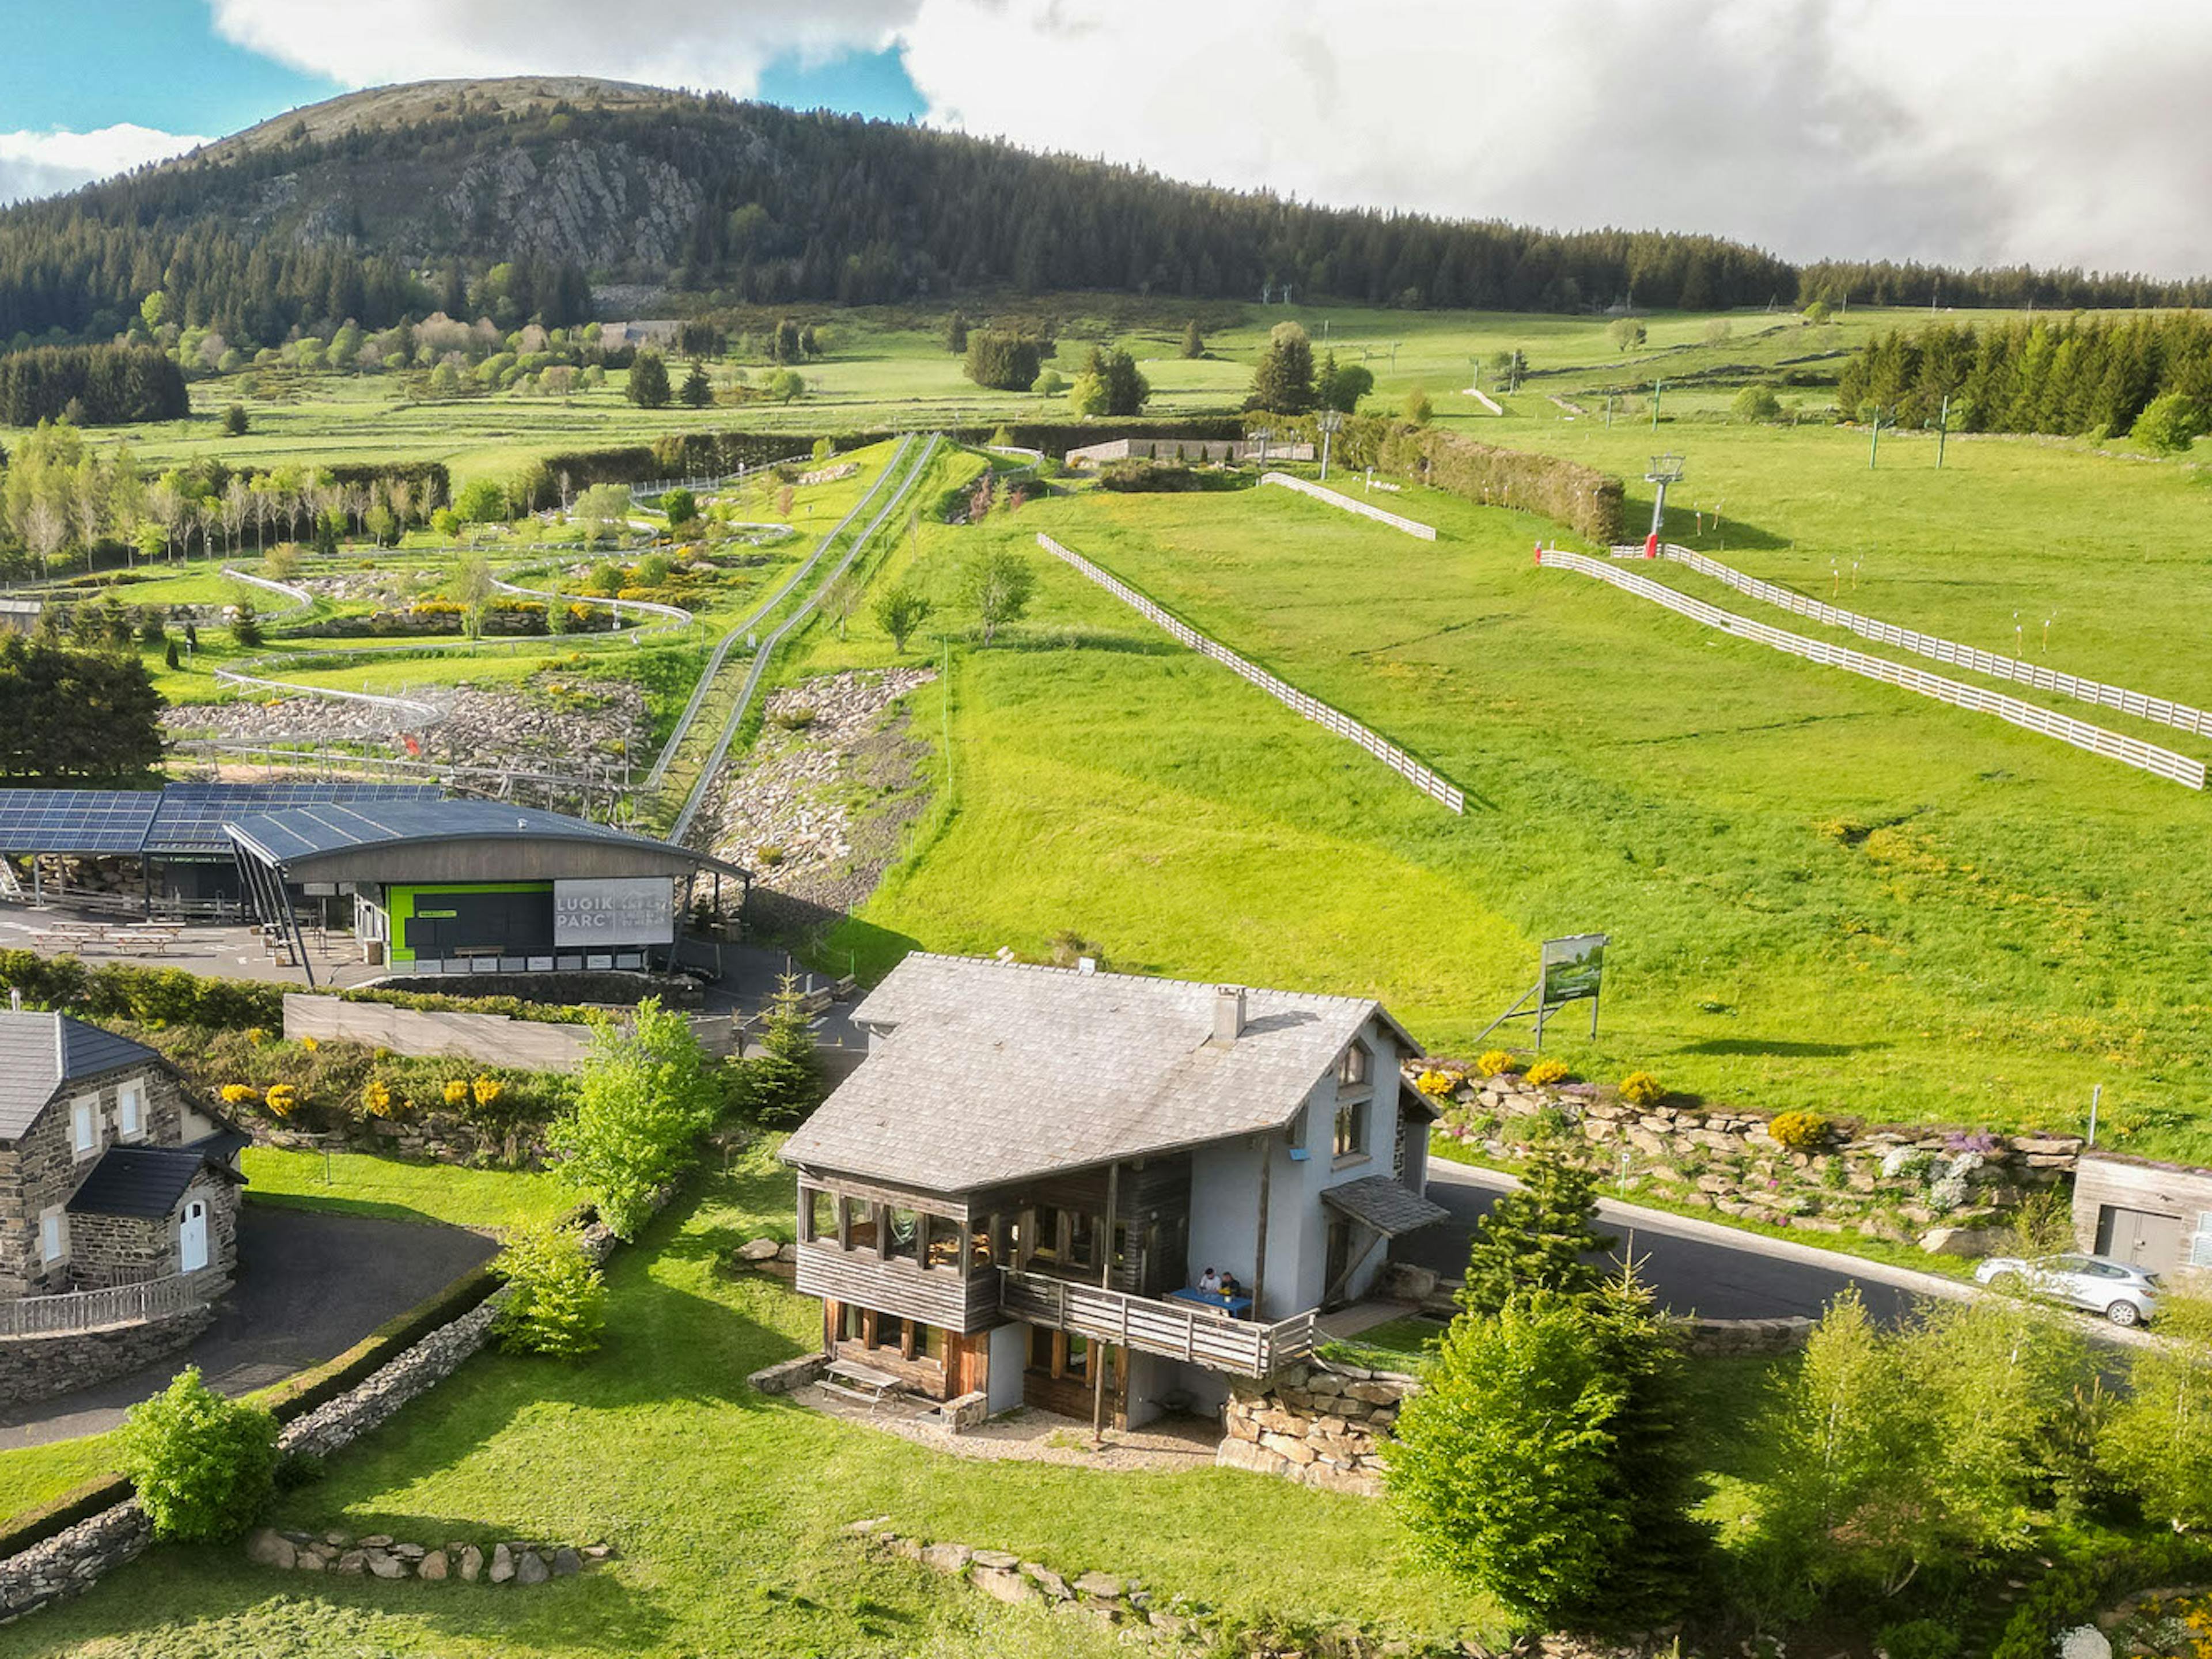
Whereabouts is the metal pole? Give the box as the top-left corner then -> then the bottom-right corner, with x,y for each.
2086,1082 -> 2101,1147
1935,394 -> 1949,469
1650,380 -> 1662,431
1869,408 -> 1882,468
1091,1161 -> 1119,1447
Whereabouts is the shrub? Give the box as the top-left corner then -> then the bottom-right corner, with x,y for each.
263,1084 -> 298,1118
548,998 -> 722,1239
1414,1069 -> 1459,1100
490,1224 -> 607,1358
1876,1619 -> 1961,1659
1767,1110 -> 1832,1152
1374,427 -> 1623,544
1096,458 -> 1206,493
1475,1049 -> 1517,1078
219,1083 -> 260,1108
1619,1071 -> 1665,1107
1732,385 -> 1783,423
735,973 -> 823,1129
116,1368 -> 278,1543
360,1079 -> 393,1117
1524,1058 -> 1570,1087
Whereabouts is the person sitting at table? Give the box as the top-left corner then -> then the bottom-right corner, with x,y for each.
1196,1266 -> 1221,1294
1216,1270 -> 1240,1300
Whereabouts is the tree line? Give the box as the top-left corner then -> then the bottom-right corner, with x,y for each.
0,343 -> 186,425
0,634 -> 163,780
10,90 -> 2203,350
1837,312 -> 2212,442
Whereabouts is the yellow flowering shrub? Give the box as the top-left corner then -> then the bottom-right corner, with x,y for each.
1475,1050 -> 1516,1078
1413,1069 -> 1458,1100
361,1080 -> 394,1118
1619,1071 -> 1665,1108
471,1076 -> 505,1108
444,1079 -> 470,1107
264,1084 -> 298,1118
219,1084 -> 260,1107
298,1035 -> 319,1054
1767,1111 -> 1833,1152
1524,1058 -> 1571,1087
245,1028 -> 269,1047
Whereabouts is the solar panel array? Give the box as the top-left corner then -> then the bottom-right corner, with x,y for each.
0,782 -> 441,858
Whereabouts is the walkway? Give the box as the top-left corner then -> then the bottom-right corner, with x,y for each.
0,905 -> 382,988
0,1205 -> 494,1447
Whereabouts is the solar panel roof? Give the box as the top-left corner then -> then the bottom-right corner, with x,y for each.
0,782 -> 441,858
224,800 -> 693,862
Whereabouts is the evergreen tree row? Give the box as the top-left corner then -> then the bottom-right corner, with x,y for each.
0,635 -> 164,781
1836,312 -> 2212,436
0,343 -> 186,425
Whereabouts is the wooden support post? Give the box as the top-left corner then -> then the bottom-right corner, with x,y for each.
1251,1138 -> 1272,1319
1092,1161 -> 1119,1446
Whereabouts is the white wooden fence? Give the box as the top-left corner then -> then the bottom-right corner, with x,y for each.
0,1270 -> 210,1338
1260,472 -> 1437,540
1645,543 -> 2212,740
1035,533 -> 1464,812
1541,550 -> 2205,790
1001,1271 -> 1317,1378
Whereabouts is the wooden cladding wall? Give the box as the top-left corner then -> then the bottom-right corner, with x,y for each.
796,1243 -> 999,1334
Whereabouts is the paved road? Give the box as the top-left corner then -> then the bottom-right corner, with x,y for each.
0,1206 -> 495,1448
1402,1161 -> 1938,1324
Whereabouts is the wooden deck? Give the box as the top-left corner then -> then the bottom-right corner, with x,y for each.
1000,1270 -> 1316,1378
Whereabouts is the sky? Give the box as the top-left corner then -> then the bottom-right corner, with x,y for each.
3,0 -> 2210,279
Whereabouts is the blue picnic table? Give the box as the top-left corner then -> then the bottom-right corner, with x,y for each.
1167,1286 -> 1253,1319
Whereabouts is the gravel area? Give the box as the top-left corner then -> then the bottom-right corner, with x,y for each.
792,1386 -> 1223,1473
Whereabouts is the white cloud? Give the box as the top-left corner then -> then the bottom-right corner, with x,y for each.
0,124 -> 211,206
179,0 -> 2212,277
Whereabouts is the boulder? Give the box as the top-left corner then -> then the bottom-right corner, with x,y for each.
1919,1225 -> 1999,1257
418,1550 -> 449,1581
971,1549 -> 1019,1570
1381,1263 -> 1438,1302
921,1542 -> 973,1574
368,1551 -> 410,1580
246,1529 -> 295,1570
737,1237 -> 782,1263
335,1550 -> 368,1575
973,1566 -> 1035,1604
1072,1571 -> 1124,1600
360,1534 -> 395,1549
459,1545 -> 484,1582
552,1547 -> 582,1577
489,1543 -> 516,1584
516,1551 -> 551,1586
1021,1562 -> 1072,1600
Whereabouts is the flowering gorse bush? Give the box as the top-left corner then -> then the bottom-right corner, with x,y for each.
444,1078 -> 470,1107
1476,1050 -> 1517,1078
1767,1111 -> 1832,1153
262,1084 -> 298,1118
360,1079 -> 394,1118
1618,1071 -> 1664,1108
219,1083 -> 260,1108
471,1075 -> 505,1108
1524,1058 -> 1570,1087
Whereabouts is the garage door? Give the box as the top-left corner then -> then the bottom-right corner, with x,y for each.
2094,1205 -> 2182,1270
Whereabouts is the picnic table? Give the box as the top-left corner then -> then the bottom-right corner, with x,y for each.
1168,1286 -> 1255,1320
821,1357 -> 904,1408
118,924 -> 184,957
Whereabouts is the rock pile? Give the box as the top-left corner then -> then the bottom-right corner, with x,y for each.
707,668 -> 936,923
1217,1362 -> 1416,1497
245,1528 -> 612,1584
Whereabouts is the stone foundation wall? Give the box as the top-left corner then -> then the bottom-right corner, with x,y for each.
0,1304 -> 214,1412
1217,1362 -> 1415,1497
1419,1062 -> 2082,1255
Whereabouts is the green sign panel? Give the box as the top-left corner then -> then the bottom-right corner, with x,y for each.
1540,934 -> 1607,1009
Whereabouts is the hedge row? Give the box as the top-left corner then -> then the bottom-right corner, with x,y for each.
0,952 -> 286,1030
1374,427 -> 1626,544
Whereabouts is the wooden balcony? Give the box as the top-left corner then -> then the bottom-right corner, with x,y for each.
0,1269 -> 217,1338
795,1241 -> 1002,1335
1001,1270 -> 1316,1378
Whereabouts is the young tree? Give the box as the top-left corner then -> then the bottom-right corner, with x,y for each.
1459,1151 -> 1616,1316
1402,387 -> 1434,426
223,404 -> 249,435
575,483 -> 632,547
490,1223 -> 607,1359
872,582 -> 933,652
453,554 -> 494,639
454,477 -> 507,527
1315,353 -> 1373,414
946,311 -> 970,354
1181,319 -> 1205,359
824,570 -> 863,640
230,598 -> 263,647
627,350 -> 672,409
2130,391 -> 2205,454
548,998 -> 724,1240
960,548 -> 1035,645
1732,385 -> 1783,423
1606,317 -> 1648,352
660,487 -> 697,528
680,360 -> 714,408
964,331 -> 1045,392
1247,321 -> 1316,413
736,972 -> 825,1128
2100,1290 -> 2212,1529
116,1368 -> 278,1543
768,369 -> 806,403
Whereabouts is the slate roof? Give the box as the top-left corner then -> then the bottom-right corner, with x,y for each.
0,1013 -> 162,1143
67,1145 -> 238,1218
1321,1174 -> 1450,1237
780,954 -> 1419,1194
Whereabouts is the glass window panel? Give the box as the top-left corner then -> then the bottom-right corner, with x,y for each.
922,1325 -> 946,1363
923,1215 -> 963,1270
969,1220 -> 995,1273
1030,1206 -> 1062,1264
840,1303 -> 865,1342
846,1198 -> 879,1251
808,1188 -> 838,1243
887,1208 -> 920,1263
1066,1333 -> 1089,1378
875,1313 -> 905,1353
1028,1324 -> 1054,1370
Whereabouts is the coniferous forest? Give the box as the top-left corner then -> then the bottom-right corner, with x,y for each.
3,84 -> 2208,357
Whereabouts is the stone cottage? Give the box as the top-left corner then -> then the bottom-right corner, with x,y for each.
0,1012 -> 247,1300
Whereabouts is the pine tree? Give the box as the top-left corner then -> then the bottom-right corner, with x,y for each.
946,311 -> 969,354
1458,1150 -> 1616,1316
1181,319 -> 1204,359
628,350 -> 671,408
1246,322 -> 1315,413
740,972 -> 824,1128
680,360 -> 713,408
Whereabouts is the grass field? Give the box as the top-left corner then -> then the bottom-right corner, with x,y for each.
768,436 -> 2212,1158
238,1148 -> 572,1231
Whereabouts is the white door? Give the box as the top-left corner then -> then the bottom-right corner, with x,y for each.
180,1200 -> 209,1273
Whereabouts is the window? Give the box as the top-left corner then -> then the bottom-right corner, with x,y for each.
968,1220 -> 995,1274
1337,1043 -> 1371,1087
1028,1324 -> 1056,1372
39,1207 -> 67,1265
921,1325 -> 946,1364
116,1081 -> 145,1141
806,1188 -> 838,1244
923,1216 -> 963,1271
874,1313 -> 906,1354
1029,1205 -> 1063,1266
1065,1332 -> 1090,1380
846,1198 -> 879,1252
70,1096 -> 100,1160
839,1304 -> 865,1342
887,1207 -> 920,1263
2192,1213 -> 2212,1270
1066,1213 -> 1097,1271
1334,1099 -> 1370,1160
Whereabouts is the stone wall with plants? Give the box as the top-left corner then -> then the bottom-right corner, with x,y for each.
1411,1056 -> 2082,1255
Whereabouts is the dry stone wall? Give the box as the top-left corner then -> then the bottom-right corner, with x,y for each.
1217,1362 -> 1412,1497
0,1305 -> 214,1412
1418,1062 -> 2081,1255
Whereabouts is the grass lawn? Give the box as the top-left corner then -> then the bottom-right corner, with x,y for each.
0,1147 -> 1513,1657
239,1148 -> 573,1232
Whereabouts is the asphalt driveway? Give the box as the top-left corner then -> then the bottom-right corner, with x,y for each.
0,1205 -> 496,1448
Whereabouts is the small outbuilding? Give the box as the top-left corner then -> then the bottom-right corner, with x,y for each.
2072,1151 -> 2212,1280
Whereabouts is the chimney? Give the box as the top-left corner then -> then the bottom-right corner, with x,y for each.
1209,986 -> 1246,1049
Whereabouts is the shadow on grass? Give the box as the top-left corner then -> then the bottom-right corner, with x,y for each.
1676,1036 -> 1887,1059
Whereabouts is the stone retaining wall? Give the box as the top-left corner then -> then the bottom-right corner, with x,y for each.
244,1526 -> 611,1585
0,1305 -> 214,1412
1419,1062 -> 2082,1255
0,1503 -> 152,1624
746,1354 -> 825,1396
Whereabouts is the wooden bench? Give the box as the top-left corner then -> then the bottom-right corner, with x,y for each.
821,1358 -> 904,1408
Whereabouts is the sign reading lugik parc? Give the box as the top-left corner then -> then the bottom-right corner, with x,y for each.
552,877 -> 674,947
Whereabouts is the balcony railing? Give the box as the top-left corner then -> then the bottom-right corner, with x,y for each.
0,1270 -> 215,1339
1001,1270 -> 1316,1378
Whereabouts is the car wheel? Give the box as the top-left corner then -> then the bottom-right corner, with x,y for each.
2106,1301 -> 2141,1328
1986,1270 -> 2021,1290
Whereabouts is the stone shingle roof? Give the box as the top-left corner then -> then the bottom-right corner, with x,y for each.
780,954 -> 1418,1194
1322,1174 -> 1450,1237
67,1145 -> 240,1218
0,1013 -> 161,1143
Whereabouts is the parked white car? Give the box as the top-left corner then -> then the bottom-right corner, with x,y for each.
1974,1252 -> 2160,1327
